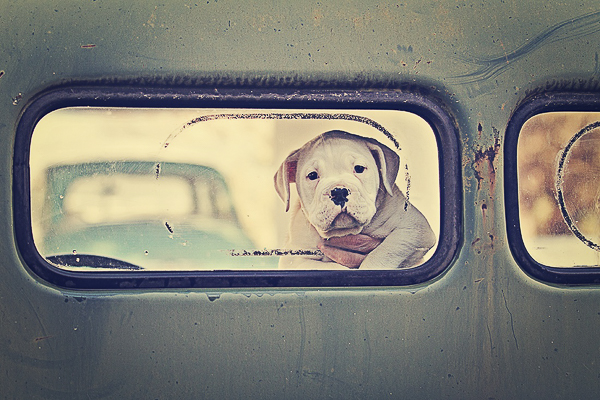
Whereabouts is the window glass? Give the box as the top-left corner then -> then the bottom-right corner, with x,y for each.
518,112 -> 600,267
30,108 -> 440,271
63,174 -> 196,223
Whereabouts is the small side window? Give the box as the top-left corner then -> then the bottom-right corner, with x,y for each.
14,88 -> 460,288
506,93 -> 600,284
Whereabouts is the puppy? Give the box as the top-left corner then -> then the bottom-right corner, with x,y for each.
274,130 -> 436,269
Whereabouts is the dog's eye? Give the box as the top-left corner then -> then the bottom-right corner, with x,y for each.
354,165 -> 366,173
307,171 -> 319,180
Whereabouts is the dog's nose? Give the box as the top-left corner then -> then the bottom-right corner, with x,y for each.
330,187 -> 349,207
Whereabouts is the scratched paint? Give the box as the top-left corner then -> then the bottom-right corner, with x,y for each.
451,10 -> 600,84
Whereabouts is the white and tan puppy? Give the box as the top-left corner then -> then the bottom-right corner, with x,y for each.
274,130 -> 436,269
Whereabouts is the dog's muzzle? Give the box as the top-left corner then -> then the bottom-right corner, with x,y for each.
330,187 -> 350,208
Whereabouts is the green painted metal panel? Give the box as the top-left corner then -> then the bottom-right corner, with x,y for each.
1,1 -> 600,398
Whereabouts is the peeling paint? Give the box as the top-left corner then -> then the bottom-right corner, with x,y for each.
472,126 -> 500,193
145,6 -> 158,28
11,93 -> 22,106
471,124 -> 501,258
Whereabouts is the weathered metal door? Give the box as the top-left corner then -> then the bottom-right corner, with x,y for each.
2,2 -> 600,399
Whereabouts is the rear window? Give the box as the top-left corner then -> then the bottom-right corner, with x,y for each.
14,87 -> 460,288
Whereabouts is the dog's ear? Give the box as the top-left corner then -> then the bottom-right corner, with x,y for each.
274,149 -> 300,212
366,140 -> 400,196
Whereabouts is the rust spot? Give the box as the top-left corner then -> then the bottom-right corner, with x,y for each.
81,44 -> 96,49
34,335 -> 53,342
472,126 -> 500,192
312,8 -> 324,26
472,125 -> 501,256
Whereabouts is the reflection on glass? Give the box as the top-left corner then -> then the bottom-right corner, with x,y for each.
518,112 -> 600,267
30,108 -> 440,271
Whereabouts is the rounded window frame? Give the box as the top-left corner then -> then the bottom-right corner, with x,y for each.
505,91 -> 600,285
14,86 -> 461,289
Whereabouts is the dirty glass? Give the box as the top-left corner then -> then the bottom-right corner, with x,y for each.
30,108 -> 439,271
518,112 -> 600,268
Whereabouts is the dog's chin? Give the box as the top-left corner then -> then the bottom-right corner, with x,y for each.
319,212 -> 364,238
331,212 -> 358,228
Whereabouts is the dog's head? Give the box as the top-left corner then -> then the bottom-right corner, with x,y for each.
274,130 -> 400,238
